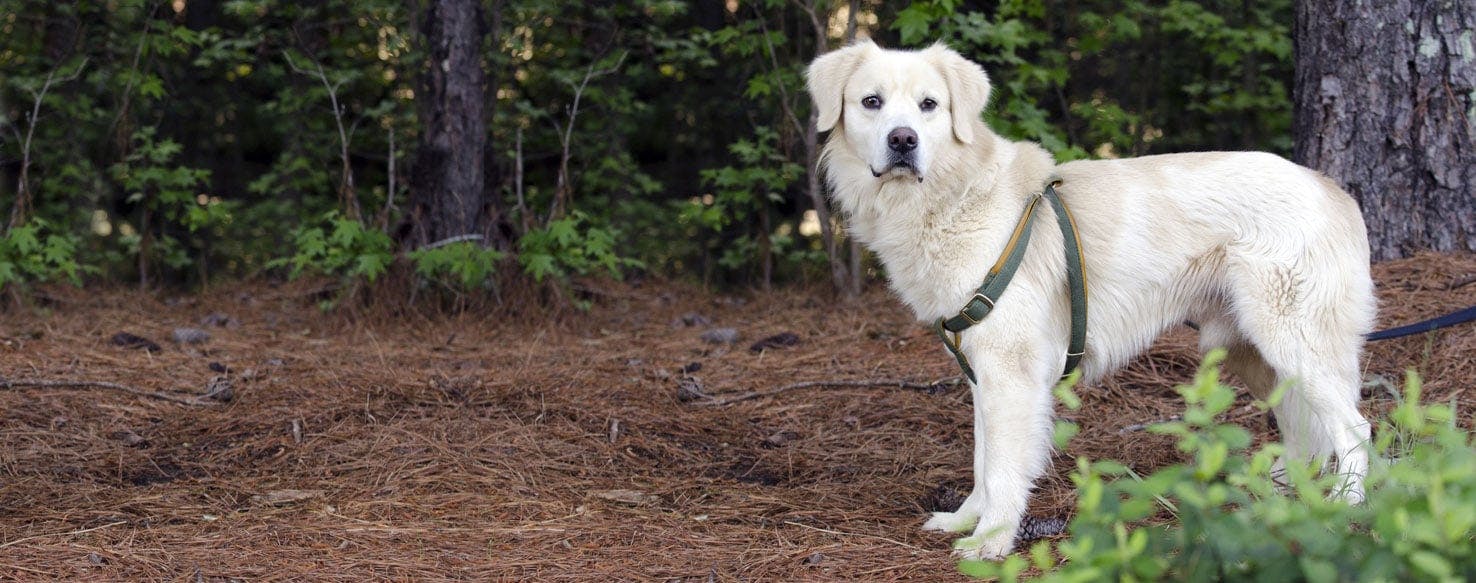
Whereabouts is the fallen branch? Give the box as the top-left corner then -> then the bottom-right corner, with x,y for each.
0,379 -> 217,406
694,377 -> 960,407
0,520 -> 128,550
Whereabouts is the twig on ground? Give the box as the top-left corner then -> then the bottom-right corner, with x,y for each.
1117,415 -> 1181,434
0,520 -> 129,550
694,378 -> 957,407
0,379 -> 216,406
782,520 -> 923,551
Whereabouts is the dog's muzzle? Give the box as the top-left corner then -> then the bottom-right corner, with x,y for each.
873,127 -> 923,182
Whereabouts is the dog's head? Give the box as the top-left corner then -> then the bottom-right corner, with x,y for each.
806,41 -> 991,183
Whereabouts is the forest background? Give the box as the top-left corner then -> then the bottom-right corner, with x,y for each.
1,0 -> 1470,303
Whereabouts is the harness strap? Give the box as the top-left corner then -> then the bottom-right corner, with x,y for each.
934,180 -> 1088,384
1048,181 -> 1090,376
940,195 -> 1042,333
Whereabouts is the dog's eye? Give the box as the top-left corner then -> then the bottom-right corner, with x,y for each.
861,95 -> 882,110
920,98 -> 938,112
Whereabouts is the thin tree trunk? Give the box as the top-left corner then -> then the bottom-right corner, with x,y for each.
1294,0 -> 1475,260
843,0 -> 864,297
804,110 -> 848,295
138,201 -> 151,290
1238,0 -> 1257,149
408,0 -> 488,249
759,204 -> 772,290
797,0 -> 852,297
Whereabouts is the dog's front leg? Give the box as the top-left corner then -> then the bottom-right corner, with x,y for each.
928,340 -> 1057,561
920,379 -> 991,533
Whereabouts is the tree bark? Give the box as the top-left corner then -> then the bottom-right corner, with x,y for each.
1293,0 -> 1475,260
409,0 -> 488,249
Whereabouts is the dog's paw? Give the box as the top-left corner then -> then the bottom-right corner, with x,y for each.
922,511 -> 979,533
951,533 -> 1014,561
1330,477 -> 1365,504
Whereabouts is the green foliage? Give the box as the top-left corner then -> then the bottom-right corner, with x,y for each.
518,212 -> 642,284
0,220 -> 86,288
111,128 -> 219,232
690,126 -> 819,279
895,0 -> 1293,160
697,127 -> 803,231
408,242 -> 505,291
270,212 -> 392,284
109,127 -> 219,273
961,353 -> 1476,582
0,1 -> 1302,290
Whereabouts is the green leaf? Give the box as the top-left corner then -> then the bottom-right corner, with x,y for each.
1407,551 -> 1452,579
893,6 -> 936,45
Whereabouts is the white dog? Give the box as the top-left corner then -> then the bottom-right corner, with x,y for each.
807,40 -> 1375,560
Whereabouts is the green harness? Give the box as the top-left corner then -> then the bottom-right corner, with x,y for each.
933,180 -> 1089,385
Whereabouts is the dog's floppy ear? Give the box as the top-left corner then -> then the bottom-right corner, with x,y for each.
926,44 -> 991,145
806,41 -> 875,132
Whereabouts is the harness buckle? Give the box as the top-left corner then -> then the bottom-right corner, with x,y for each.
958,293 -> 995,326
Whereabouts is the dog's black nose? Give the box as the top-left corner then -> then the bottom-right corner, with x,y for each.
887,127 -> 918,153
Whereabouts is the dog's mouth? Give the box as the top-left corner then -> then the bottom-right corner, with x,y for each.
870,160 -> 924,183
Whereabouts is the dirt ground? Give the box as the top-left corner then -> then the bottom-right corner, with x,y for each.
1,253 -> 1473,581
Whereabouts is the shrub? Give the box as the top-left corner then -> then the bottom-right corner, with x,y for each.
517,210 -> 642,284
270,211 -> 393,286
0,219 -> 86,289
962,351 -> 1476,581
408,241 -> 505,292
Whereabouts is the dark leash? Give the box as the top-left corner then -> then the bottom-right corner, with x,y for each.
1183,305 -> 1476,340
1366,305 -> 1476,341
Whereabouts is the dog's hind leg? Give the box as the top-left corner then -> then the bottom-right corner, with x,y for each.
1199,320 -> 1297,480
1198,319 -> 1279,401
1223,257 -> 1372,501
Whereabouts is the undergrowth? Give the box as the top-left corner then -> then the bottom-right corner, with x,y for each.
0,219 -> 87,289
963,350 -> 1476,581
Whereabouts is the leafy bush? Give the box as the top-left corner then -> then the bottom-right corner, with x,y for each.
518,211 -> 642,284
109,127 -> 219,277
271,211 -> 393,284
963,351 -> 1476,581
0,220 -> 86,288
408,241 -> 505,292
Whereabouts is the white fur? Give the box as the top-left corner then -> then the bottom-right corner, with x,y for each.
807,41 -> 1375,560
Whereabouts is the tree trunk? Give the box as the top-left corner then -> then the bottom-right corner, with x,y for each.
408,0 -> 488,249
801,0 -> 857,298
1293,0 -> 1475,260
